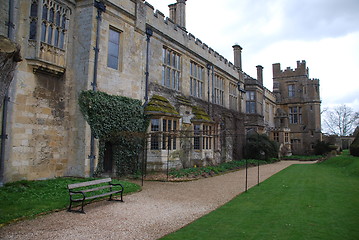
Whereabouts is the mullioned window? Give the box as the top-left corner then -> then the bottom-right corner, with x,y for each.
162,47 -> 181,91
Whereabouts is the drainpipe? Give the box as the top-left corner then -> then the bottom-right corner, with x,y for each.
0,0 -> 16,186
211,65 -> 215,104
144,27 -> 153,107
206,63 -> 211,113
88,1 -> 106,177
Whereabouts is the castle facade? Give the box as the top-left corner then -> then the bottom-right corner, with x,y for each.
0,0 -> 321,184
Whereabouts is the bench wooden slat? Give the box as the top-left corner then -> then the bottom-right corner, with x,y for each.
85,191 -> 122,200
70,191 -> 121,202
69,185 -> 113,194
68,178 -> 112,189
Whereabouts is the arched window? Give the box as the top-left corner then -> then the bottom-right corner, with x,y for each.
56,11 -> 60,26
42,5 -> 48,20
54,28 -> 59,47
47,25 -> 53,44
29,20 -> 37,40
59,30 -> 65,49
49,8 -> 54,23
41,22 -> 47,42
30,1 -> 38,17
29,1 -> 38,40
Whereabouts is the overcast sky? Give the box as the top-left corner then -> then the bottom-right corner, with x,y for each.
153,0 -> 359,111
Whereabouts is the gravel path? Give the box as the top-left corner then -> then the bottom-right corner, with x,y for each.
0,161 -> 315,240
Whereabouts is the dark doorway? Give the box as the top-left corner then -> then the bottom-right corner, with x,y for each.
103,142 -> 113,173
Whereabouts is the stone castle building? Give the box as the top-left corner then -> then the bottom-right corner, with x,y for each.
0,0 -> 321,184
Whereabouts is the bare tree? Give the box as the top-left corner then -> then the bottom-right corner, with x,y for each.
323,105 -> 359,136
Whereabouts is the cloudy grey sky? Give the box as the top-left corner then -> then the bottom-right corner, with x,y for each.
153,0 -> 359,111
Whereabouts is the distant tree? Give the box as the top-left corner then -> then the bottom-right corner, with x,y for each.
323,105 -> 359,136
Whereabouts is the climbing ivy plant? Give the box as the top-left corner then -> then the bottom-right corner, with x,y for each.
79,90 -> 148,176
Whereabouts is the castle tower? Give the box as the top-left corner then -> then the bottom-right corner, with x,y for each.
272,61 -> 322,155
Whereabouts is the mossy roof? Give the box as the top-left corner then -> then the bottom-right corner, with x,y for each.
191,105 -> 213,123
145,95 -> 179,116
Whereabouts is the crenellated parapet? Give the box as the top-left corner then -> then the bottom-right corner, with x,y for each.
273,60 -> 309,78
137,0 -> 240,78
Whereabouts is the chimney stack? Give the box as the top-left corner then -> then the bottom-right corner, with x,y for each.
168,0 -> 187,29
232,44 -> 242,71
256,65 -> 263,85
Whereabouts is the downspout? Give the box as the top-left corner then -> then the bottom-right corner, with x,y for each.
88,1 -> 106,177
141,27 -> 152,186
211,65 -> 215,117
0,0 -> 15,186
144,27 -> 153,107
206,63 -> 211,113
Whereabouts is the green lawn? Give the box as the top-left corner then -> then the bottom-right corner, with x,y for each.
162,152 -> 359,240
0,177 -> 141,226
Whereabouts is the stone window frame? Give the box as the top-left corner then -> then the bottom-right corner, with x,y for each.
246,90 -> 256,114
193,123 -> 214,151
162,118 -> 178,150
107,27 -> 121,70
162,47 -> 181,91
229,82 -> 238,111
149,117 -> 178,151
273,132 -> 279,142
202,124 -> 213,150
214,74 -> 224,106
289,106 -> 302,124
288,84 -> 295,98
150,119 -> 160,150
190,61 -> 204,99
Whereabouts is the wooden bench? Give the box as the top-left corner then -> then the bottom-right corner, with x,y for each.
67,178 -> 124,213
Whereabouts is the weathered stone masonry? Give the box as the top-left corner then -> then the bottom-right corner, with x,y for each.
0,0 -> 321,183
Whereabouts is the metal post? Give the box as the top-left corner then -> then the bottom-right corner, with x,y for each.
257,159 -> 260,186
167,143 -> 170,182
141,135 -> 147,186
245,158 -> 248,192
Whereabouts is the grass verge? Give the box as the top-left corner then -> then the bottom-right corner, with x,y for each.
0,177 -> 141,226
161,152 -> 359,240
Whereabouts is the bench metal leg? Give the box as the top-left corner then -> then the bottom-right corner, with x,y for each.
68,200 -> 86,214
108,192 -> 124,202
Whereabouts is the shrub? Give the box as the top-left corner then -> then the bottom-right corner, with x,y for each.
244,133 -> 279,161
313,141 -> 332,155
